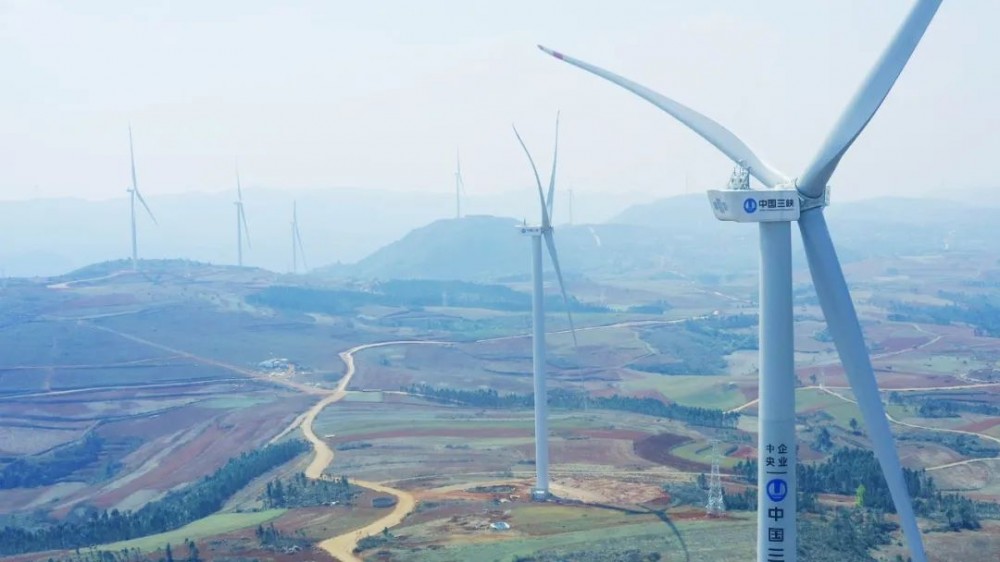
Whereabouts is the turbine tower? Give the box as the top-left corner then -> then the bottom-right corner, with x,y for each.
234,164 -> 251,267
455,149 -> 466,218
540,1 -> 940,560
512,113 -> 576,501
291,201 -> 307,273
126,125 -> 157,271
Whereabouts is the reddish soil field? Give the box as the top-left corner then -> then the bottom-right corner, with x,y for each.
332,427 -> 529,443
960,417 -> 1000,433
632,432 -> 710,472
579,429 -> 649,441
730,445 -> 756,459
49,394 -> 310,516
879,337 -> 930,352
628,388 -> 671,402
670,509 -> 721,521
589,387 -> 620,399
550,438 -> 650,467
738,384 -> 759,402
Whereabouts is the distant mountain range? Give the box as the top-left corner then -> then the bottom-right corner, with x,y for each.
2,189 -> 993,281
0,186 -> 648,278
318,195 -> 997,282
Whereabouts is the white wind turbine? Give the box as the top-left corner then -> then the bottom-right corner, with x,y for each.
126,125 -> 157,271
540,1 -> 940,560
512,113 -> 577,501
455,149 -> 466,218
291,201 -> 307,273
234,164 -> 251,267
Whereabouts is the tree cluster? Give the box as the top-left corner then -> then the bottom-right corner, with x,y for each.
405,384 -> 739,429
732,447 -> 991,530
889,392 -> 1000,418
888,293 -> 1000,337
1,432 -> 105,489
0,440 -> 307,555
262,473 -> 355,508
248,280 -> 607,317
632,315 -> 758,375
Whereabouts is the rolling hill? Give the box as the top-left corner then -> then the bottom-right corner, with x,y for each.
318,195 -> 996,283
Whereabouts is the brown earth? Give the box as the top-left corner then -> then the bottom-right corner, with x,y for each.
632,432 -> 709,472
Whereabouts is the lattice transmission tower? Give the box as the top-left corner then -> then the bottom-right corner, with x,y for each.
706,440 -> 726,517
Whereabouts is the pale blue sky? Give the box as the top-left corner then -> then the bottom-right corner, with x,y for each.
0,1 -> 996,204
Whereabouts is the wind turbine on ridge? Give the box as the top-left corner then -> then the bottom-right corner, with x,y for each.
234,163 -> 251,267
291,201 -> 307,274
512,113 -> 577,501
126,125 -> 157,271
540,1 -> 940,560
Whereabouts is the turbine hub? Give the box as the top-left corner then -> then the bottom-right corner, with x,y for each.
796,181 -> 831,212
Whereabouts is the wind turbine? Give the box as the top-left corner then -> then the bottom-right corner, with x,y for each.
540,1 -> 940,561
455,149 -> 466,218
291,201 -> 307,273
512,113 -> 576,501
126,125 -> 157,271
234,164 -> 251,267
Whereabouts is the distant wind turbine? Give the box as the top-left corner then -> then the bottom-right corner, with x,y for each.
126,125 -> 157,271
234,163 -> 251,267
291,201 -> 307,273
455,149 -> 466,218
513,113 -> 577,501
540,1 -> 941,560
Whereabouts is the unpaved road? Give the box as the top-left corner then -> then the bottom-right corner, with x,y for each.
298,340 -> 445,562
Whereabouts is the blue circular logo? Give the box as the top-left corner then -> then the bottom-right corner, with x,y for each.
743,198 -> 758,214
766,479 -> 788,502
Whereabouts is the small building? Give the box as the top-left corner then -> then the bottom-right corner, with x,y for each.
372,496 -> 398,508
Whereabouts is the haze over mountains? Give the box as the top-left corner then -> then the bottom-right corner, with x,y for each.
1,188 -> 994,281
325,195 -> 998,282
0,186 -> 653,278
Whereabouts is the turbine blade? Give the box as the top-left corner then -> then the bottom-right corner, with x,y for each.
128,124 -> 139,193
240,206 -> 251,249
512,124 -> 551,227
547,112 -> 560,221
797,0 -> 941,198
538,45 -> 787,188
798,209 -> 926,561
235,161 -> 244,202
295,226 -> 307,269
543,230 -> 577,347
135,189 -> 157,225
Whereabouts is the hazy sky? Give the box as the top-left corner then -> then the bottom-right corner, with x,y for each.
1,1 -> 996,203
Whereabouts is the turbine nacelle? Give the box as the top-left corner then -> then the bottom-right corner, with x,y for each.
707,188 -> 801,223
518,225 -> 551,236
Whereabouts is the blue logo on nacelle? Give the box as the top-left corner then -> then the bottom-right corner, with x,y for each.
743,198 -> 758,214
766,478 -> 788,502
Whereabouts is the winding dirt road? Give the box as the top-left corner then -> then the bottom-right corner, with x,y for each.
297,340 -> 445,562
724,324 -> 1000,473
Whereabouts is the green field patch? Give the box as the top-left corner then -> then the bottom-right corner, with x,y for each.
796,388 -> 862,428
620,373 -> 745,410
200,395 -> 274,409
888,355 -> 973,376
98,509 -> 286,552
671,441 -> 740,470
